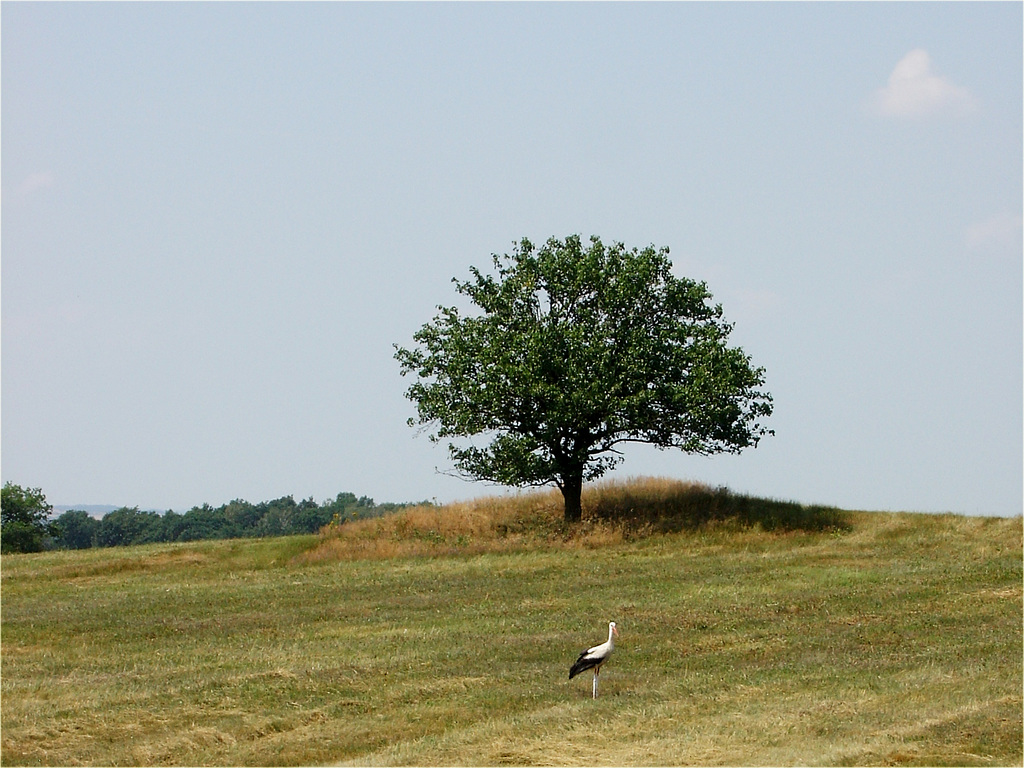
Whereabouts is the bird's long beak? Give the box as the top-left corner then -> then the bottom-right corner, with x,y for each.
612,625 -> 619,638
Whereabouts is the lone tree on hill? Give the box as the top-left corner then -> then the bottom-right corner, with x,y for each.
395,235 -> 774,523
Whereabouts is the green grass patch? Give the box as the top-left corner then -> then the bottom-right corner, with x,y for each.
1,481 -> 1020,765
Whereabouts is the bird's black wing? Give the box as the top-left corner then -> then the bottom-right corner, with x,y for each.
568,649 -> 601,679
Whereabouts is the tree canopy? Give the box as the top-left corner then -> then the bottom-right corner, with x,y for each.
395,234 -> 774,522
0,483 -> 426,553
1,482 -> 58,553
50,493 -> 404,551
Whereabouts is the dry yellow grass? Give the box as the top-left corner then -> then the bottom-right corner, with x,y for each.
299,484 -> 614,562
2,479 -> 1019,766
300,477 -> 847,564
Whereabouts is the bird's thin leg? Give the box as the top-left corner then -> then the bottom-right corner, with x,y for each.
593,667 -> 599,699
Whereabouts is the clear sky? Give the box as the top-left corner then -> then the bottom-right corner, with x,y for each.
2,2 -> 1021,516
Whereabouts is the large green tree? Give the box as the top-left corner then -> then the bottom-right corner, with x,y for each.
395,235 -> 774,522
1,482 -> 58,553
54,509 -> 99,549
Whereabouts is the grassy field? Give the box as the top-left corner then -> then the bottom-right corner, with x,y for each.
1,479 -> 1020,766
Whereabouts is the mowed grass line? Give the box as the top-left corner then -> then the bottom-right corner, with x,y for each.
1,496 -> 1020,766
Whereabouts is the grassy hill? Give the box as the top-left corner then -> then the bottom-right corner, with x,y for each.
1,479 -> 1020,766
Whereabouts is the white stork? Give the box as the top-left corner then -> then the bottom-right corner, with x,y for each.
568,621 -> 618,698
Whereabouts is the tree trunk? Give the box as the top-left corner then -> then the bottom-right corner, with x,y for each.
560,472 -> 583,523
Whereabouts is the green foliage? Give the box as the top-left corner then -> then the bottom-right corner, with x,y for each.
96,507 -> 162,547
1,482 -> 58,553
48,492 -> 423,551
396,234 -> 773,521
53,510 -> 99,549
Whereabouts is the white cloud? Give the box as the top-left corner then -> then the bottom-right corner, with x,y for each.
17,171 -> 55,196
871,49 -> 975,118
965,211 -> 1023,252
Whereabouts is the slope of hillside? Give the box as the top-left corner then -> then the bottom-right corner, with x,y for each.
1,481 -> 1020,766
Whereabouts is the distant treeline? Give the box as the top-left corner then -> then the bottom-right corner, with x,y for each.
52,493 -> 427,550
